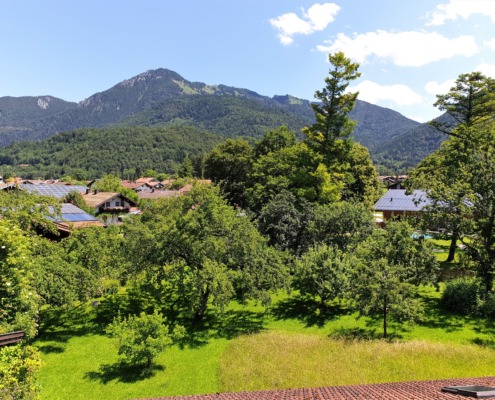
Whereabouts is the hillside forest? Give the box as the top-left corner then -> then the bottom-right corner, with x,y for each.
1,53 -> 495,399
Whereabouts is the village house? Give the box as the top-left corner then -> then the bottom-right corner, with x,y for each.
374,189 -> 431,221
82,191 -> 137,214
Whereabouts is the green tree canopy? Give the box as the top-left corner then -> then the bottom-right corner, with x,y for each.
106,311 -> 179,368
204,138 -> 253,207
350,221 -> 438,338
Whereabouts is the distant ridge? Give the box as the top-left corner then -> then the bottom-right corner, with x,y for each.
0,68 -> 446,172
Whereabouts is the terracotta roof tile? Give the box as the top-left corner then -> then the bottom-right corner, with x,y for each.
139,377 -> 495,400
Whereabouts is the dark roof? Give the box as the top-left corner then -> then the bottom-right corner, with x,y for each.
137,190 -> 180,200
20,184 -> 88,199
140,377 -> 495,400
374,189 -> 431,212
48,203 -> 105,231
48,203 -> 102,223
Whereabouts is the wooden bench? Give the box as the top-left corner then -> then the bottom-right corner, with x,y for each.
0,331 -> 25,346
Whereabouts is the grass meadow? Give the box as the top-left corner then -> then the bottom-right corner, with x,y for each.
35,284 -> 495,400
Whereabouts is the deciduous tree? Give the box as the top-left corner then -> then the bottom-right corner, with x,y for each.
350,221 -> 438,338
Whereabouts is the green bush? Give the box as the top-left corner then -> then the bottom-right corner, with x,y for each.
106,310 -> 183,368
477,291 -> 495,319
440,278 -> 479,315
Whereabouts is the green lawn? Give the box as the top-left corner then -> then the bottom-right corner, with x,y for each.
36,287 -> 495,399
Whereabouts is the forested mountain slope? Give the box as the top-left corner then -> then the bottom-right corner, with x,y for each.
0,68 -> 446,173
0,125 -> 223,179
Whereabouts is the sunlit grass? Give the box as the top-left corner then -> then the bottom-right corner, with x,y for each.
219,332 -> 495,392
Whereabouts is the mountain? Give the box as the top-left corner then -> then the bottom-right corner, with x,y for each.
0,68 -> 446,173
372,113 -> 454,173
0,96 -> 76,144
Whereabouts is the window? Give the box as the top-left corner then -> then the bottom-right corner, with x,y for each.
442,385 -> 495,398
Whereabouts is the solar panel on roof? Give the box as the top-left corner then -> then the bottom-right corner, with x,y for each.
21,184 -> 88,199
61,214 -> 98,222
60,203 -> 87,213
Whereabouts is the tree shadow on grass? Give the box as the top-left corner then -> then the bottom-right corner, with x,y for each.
35,303 -> 106,353
36,344 -> 66,354
416,292 -> 469,333
269,294 -> 349,328
175,309 -> 266,349
471,337 -> 495,350
84,362 -> 165,384
329,327 -> 401,342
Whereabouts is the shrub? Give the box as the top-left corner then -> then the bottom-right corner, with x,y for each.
440,278 -> 479,315
106,310 -> 183,368
0,344 -> 42,400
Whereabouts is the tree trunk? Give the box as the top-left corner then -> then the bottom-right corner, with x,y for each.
194,288 -> 210,322
446,228 -> 458,262
383,298 -> 388,339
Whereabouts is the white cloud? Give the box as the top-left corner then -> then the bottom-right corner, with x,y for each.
426,0 -> 495,26
485,38 -> 495,51
270,3 -> 340,45
476,63 -> 495,78
425,79 -> 456,95
407,115 -> 428,123
317,30 -> 479,67
348,80 -> 423,107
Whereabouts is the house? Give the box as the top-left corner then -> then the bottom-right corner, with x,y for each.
48,203 -> 105,238
378,175 -> 408,190
121,180 -> 150,192
374,189 -> 431,221
82,191 -> 137,214
135,177 -> 164,190
141,376 -> 495,400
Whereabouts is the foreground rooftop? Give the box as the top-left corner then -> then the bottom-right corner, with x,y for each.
140,377 -> 495,400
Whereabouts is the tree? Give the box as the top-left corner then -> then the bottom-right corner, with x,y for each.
204,139 -> 253,207
0,189 -> 60,235
247,142 -> 343,211
302,52 -> 379,204
303,51 -> 361,161
408,72 -> 495,266
350,221 -> 438,338
106,311 -> 179,368
123,184 -> 288,321
92,174 -> 139,204
430,71 -> 495,137
0,345 -> 42,400
293,244 -> 352,305
303,201 -> 374,251
0,219 -> 39,338
344,143 -> 381,207
257,191 -> 313,253
254,125 -> 297,157
178,156 -> 194,178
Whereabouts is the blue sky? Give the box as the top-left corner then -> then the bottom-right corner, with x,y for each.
1,0 -> 494,122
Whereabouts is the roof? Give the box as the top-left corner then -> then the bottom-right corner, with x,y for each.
121,180 -> 148,190
137,190 -> 181,200
374,189 -> 431,212
140,376 -> 495,400
20,184 -> 88,199
48,203 -> 105,231
82,192 -> 122,208
136,177 -> 161,186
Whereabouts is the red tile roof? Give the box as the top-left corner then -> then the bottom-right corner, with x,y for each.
139,377 -> 495,400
